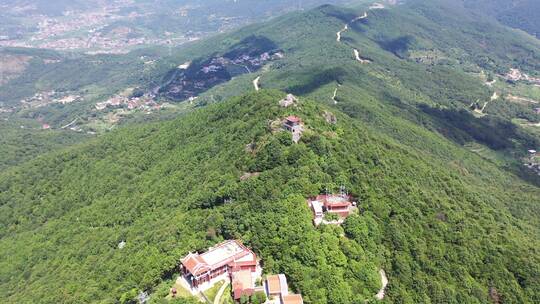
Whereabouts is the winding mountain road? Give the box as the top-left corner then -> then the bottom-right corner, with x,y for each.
336,12 -> 368,42
336,12 -> 371,65
253,76 -> 261,91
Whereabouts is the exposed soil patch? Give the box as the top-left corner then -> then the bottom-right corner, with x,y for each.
323,110 -> 337,124
240,172 -> 260,181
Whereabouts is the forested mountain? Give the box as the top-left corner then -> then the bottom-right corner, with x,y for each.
1,0 -> 540,303
2,0 -> 539,172
1,90 -> 539,303
462,0 -> 540,38
147,0 -> 540,180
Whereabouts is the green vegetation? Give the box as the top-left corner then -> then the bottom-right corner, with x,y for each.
203,280 -> 225,303
1,1 -> 540,304
0,117 -> 88,170
0,91 -> 539,303
462,0 -> 540,38
251,291 -> 266,304
324,213 -> 340,222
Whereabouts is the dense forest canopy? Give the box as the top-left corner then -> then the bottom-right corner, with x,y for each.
1,91 -> 539,303
461,0 -> 540,38
1,1 -> 540,303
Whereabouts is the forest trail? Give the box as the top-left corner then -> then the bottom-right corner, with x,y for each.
375,269 -> 388,300
353,11 -> 368,22
336,12 -> 372,65
507,94 -> 538,104
369,3 -> 386,10
478,92 -> 499,113
61,118 -> 78,129
253,76 -> 261,91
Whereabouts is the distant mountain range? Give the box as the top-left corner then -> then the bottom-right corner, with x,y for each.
462,0 -> 540,38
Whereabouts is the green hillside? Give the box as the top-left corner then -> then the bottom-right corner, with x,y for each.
1,1 -> 540,303
462,0 -> 540,38
1,90 -> 539,303
160,0 -> 539,181
0,117 -> 88,170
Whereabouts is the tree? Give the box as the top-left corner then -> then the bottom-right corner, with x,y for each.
240,294 -> 249,304
254,291 -> 267,304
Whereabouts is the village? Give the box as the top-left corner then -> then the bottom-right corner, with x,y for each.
0,2 -> 198,54
19,90 -> 82,109
94,91 -> 161,112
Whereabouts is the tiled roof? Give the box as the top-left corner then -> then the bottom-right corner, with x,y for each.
282,294 -> 303,304
266,275 -> 282,294
315,194 -> 352,207
232,270 -> 254,299
286,116 -> 301,123
181,240 -> 256,276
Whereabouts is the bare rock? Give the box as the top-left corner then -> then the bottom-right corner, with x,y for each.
323,111 -> 337,124
240,172 -> 260,181
279,94 -> 297,107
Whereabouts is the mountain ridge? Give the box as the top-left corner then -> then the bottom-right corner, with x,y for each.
1,1 -> 540,303
1,90 -> 539,303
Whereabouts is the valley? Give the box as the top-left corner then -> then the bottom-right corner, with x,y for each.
0,0 -> 355,54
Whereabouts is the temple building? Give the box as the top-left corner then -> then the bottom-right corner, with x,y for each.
180,240 -> 259,290
283,115 -> 304,143
283,115 -> 302,132
265,274 -> 304,304
315,194 -> 353,217
308,193 -> 356,225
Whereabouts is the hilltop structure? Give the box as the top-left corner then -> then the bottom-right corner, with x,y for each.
283,115 -> 304,143
308,193 -> 356,225
265,274 -> 304,304
180,240 -> 260,291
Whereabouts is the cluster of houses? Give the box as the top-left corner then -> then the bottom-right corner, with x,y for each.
504,68 -> 540,85
178,240 -> 303,304
95,93 -> 160,111
20,91 -> 81,109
